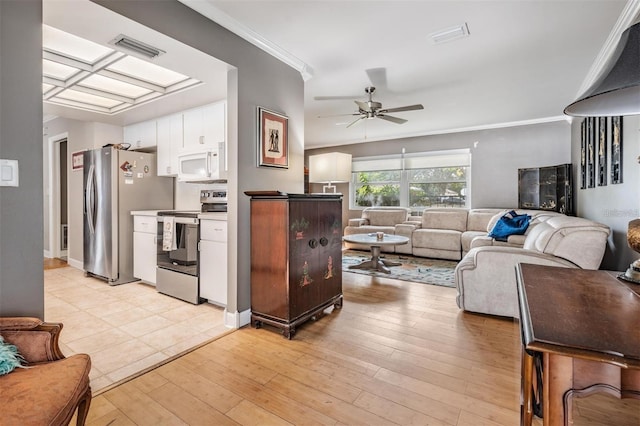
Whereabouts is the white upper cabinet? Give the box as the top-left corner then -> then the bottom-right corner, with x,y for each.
156,113 -> 183,176
182,100 -> 226,152
124,119 -> 157,150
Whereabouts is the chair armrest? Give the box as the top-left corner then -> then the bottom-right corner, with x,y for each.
0,317 -> 65,363
347,218 -> 368,227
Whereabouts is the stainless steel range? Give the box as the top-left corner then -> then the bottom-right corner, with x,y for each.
155,186 -> 227,304
156,211 -> 201,304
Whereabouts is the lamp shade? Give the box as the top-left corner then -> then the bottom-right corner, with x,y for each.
308,152 -> 352,183
564,22 -> 640,117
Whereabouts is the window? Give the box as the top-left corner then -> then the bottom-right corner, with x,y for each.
351,150 -> 470,210
354,170 -> 401,207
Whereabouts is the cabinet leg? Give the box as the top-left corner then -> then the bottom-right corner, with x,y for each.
283,328 -> 295,340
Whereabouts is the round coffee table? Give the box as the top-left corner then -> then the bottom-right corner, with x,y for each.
342,233 -> 410,273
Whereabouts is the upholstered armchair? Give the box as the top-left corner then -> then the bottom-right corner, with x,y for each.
0,317 -> 92,425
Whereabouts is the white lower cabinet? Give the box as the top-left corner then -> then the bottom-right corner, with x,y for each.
133,215 -> 158,285
199,219 -> 227,305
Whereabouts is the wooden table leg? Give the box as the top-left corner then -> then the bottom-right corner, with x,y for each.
521,348 -> 534,426
543,353 -> 574,426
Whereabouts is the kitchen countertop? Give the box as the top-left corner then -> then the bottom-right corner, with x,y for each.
130,210 -> 228,220
130,210 -> 163,216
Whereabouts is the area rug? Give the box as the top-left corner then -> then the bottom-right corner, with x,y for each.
342,250 -> 457,288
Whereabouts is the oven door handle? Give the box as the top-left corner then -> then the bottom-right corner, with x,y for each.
159,216 -> 199,225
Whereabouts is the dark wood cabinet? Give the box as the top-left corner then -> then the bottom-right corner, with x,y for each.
246,192 -> 343,339
518,163 -> 573,215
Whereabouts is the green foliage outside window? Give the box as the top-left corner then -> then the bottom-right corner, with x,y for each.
354,167 -> 467,208
355,171 -> 400,207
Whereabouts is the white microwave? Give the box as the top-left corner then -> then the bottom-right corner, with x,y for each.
177,142 -> 226,182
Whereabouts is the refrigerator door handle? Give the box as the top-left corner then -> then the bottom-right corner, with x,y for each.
85,164 -> 96,235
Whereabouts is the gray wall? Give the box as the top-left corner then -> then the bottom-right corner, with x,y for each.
0,0 -> 44,317
572,116 -> 640,271
307,120 -> 571,219
93,0 -> 305,315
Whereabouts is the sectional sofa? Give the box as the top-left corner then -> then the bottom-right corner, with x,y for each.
344,206 -> 611,318
344,206 -> 568,260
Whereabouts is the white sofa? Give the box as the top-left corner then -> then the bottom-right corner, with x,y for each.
455,215 -> 610,318
410,208 -> 562,260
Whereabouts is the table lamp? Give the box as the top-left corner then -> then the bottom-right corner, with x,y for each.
308,152 -> 352,193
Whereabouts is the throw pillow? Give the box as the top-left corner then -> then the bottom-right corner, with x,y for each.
488,210 -> 531,242
0,335 -> 26,376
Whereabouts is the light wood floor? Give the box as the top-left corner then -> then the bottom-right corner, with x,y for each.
81,271 -> 638,425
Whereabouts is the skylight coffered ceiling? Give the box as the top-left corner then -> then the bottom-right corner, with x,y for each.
43,25 -> 203,116
43,0 -> 230,126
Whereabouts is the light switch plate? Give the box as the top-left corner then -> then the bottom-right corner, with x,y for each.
0,159 -> 19,187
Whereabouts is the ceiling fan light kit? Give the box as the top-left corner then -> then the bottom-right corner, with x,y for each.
564,21 -> 640,117
342,86 -> 424,128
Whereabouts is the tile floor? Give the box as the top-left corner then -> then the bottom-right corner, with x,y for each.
44,266 -> 232,393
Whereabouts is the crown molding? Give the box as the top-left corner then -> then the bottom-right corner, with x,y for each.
178,0 -> 314,81
305,116 -> 570,150
576,0 -> 640,97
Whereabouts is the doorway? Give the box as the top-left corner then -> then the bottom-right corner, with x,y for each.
48,132 -> 68,261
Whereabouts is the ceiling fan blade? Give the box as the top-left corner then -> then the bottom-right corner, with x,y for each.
377,114 -> 407,125
379,104 -> 424,113
365,67 -> 387,89
317,113 -> 360,118
346,116 -> 365,128
355,100 -> 371,112
314,95 -> 361,101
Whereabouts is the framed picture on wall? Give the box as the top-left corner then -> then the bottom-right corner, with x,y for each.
257,107 -> 289,169
597,117 -> 607,186
71,150 -> 84,171
580,119 -> 586,189
611,116 -> 623,184
587,117 -> 595,188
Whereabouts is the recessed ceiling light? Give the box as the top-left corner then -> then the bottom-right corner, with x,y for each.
429,23 -> 470,45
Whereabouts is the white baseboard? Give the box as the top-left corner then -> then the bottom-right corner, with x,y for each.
67,258 -> 83,270
224,308 -> 251,329
44,250 -> 51,258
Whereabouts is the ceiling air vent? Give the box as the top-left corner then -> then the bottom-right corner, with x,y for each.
109,34 -> 165,59
429,23 -> 470,45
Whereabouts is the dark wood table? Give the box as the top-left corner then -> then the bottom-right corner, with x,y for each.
516,263 -> 640,426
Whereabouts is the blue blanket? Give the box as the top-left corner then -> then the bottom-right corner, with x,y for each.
488,210 -> 531,242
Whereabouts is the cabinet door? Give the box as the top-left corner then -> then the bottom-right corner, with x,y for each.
203,101 -> 225,146
124,120 -> 157,150
157,114 -> 183,176
133,231 -> 157,285
183,102 -> 226,151
288,200 -> 342,319
200,240 -> 227,305
316,200 -> 343,303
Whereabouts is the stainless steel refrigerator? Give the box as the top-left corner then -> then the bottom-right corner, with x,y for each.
83,147 -> 173,285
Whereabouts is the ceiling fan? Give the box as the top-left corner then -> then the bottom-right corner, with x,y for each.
320,86 -> 424,128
